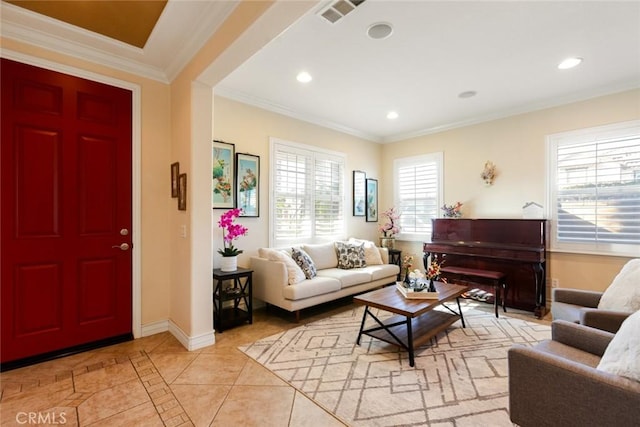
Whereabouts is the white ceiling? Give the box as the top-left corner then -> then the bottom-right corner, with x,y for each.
217,0 -> 640,142
3,1 -> 639,143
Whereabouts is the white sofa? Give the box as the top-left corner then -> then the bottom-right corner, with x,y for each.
250,240 -> 400,321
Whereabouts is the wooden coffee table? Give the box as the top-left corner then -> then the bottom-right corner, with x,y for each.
354,281 -> 468,367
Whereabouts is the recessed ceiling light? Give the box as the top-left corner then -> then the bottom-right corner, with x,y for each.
458,90 -> 477,99
558,57 -> 583,70
386,111 -> 399,120
367,22 -> 393,40
296,71 -> 312,83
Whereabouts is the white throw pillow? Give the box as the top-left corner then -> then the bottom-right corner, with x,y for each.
349,238 -> 383,265
258,248 -> 305,285
302,242 -> 338,270
598,259 -> 640,312
597,309 -> 640,382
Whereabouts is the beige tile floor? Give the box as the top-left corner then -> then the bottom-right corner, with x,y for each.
0,303 -> 352,427
0,298 -> 549,427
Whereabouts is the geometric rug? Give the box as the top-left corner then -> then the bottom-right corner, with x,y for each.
239,304 -> 550,427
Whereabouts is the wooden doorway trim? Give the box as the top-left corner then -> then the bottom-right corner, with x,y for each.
1,49 -> 143,338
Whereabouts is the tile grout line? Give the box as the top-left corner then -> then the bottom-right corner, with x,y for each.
131,351 -> 194,427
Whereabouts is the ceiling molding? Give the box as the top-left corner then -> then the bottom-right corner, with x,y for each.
0,1 -> 237,84
215,85 -> 381,142
0,2 -> 168,82
383,80 -> 640,144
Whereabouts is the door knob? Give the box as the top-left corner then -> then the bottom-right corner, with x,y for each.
112,243 -> 130,251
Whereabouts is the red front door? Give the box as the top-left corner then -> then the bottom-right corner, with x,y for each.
1,59 -> 133,364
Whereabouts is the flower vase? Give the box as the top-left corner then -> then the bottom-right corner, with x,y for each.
428,279 -> 436,293
380,237 -> 395,249
404,269 -> 411,286
220,255 -> 238,272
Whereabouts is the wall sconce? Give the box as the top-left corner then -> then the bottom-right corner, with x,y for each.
481,161 -> 496,185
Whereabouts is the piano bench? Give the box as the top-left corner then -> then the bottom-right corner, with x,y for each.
440,266 -> 507,318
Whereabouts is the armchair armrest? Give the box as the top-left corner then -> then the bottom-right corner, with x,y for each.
552,288 -> 602,308
551,320 -> 614,357
509,345 -> 640,427
580,308 -> 632,334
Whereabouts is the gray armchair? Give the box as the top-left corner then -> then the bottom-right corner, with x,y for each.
508,320 -> 640,427
551,287 -> 632,333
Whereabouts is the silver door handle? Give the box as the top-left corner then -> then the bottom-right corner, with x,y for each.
112,243 -> 130,251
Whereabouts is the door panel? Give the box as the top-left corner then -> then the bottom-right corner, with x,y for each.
1,58 -> 133,364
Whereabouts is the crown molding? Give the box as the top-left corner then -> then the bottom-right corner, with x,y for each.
215,85 -> 382,143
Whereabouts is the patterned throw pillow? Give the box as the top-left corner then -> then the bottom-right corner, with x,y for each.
291,248 -> 317,279
335,241 -> 366,269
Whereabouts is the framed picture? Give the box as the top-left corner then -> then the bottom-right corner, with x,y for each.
212,140 -> 235,209
236,153 -> 260,217
170,162 -> 180,197
366,178 -> 378,222
178,173 -> 187,211
353,170 -> 366,216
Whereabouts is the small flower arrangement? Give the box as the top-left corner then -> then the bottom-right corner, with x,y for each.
441,202 -> 463,218
217,208 -> 248,257
379,207 -> 400,237
425,260 -> 443,281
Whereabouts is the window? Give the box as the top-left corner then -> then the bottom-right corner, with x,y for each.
393,153 -> 443,241
547,120 -> 640,256
270,138 -> 345,247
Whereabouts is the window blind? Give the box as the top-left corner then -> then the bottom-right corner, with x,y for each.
271,140 -> 345,246
548,121 -> 640,255
394,153 -> 442,240
555,137 -> 640,245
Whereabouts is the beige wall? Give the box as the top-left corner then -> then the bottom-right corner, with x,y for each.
0,37 -> 173,327
381,89 -> 640,300
212,95 -> 384,266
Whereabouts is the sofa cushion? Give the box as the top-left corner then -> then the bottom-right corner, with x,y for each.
349,238 -> 383,265
335,241 -> 366,269
302,242 -> 338,270
361,264 -> 400,281
598,258 -> 640,312
597,309 -> 640,382
291,247 -> 317,279
316,268 -> 371,288
282,276 -> 341,300
258,248 -> 305,285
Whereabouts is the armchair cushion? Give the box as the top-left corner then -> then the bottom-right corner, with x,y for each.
597,310 -> 640,382
598,258 -> 640,312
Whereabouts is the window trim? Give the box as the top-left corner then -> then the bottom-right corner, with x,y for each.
546,120 -> 640,257
269,137 -> 347,247
393,152 -> 443,242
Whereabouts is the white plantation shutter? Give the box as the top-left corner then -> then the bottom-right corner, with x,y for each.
548,121 -> 640,256
394,153 -> 443,241
271,139 -> 345,246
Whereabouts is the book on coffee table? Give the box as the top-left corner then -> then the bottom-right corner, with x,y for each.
395,283 -> 439,299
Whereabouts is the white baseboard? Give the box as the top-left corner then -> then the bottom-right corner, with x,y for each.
168,320 -> 216,351
141,319 -> 169,337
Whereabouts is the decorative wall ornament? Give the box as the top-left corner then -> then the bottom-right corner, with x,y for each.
481,161 -> 496,185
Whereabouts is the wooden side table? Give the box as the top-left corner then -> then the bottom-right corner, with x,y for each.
388,248 -> 402,281
212,267 -> 253,332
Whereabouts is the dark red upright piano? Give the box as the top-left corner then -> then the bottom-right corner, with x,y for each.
423,218 -> 548,318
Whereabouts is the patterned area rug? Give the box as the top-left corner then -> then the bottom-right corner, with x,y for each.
240,304 -> 550,426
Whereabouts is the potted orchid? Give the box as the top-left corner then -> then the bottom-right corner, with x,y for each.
217,208 -> 248,271
379,207 -> 400,248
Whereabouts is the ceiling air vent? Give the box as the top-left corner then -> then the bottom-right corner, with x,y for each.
319,0 -> 366,24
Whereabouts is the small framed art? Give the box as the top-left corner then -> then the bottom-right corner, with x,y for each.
366,178 -> 378,222
212,140 -> 235,209
171,162 -> 180,198
236,153 -> 259,217
353,170 -> 366,216
178,173 -> 187,211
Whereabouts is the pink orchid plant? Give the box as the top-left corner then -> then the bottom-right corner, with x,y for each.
217,208 -> 248,257
379,207 -> 400,237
